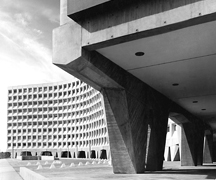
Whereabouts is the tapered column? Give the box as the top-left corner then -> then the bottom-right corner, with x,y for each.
213,141 -> 216,162
203,131 -> 213,163
145,104 -> 169,171
181,123 -> 204,166
103,89 -> 148,173
103,88 -> 170,173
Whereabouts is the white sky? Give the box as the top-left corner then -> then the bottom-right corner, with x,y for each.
0,0 -> 75,151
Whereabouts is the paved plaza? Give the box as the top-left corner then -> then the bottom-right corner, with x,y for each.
0,159 -> 23,180
1,159 -> 215,180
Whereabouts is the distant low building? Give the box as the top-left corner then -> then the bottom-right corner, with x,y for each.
0,152 -> 11,159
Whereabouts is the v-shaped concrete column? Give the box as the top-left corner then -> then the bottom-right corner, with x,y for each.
203,131 -> 213,163
181,123 -> 204,166
102,87 -> 170,173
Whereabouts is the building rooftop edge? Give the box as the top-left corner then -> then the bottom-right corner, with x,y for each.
7,78 -> 81,89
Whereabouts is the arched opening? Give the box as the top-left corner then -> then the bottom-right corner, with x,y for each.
100,149 -> 107,159
41,151 -> 52,156
20,151 -> 32,156
90,150 -> 96,158
78,151 -> 86,158
61,151 -> 72,158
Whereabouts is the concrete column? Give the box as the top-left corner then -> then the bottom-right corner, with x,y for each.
57,151 -> 61,158
181,123 -> 204,166
145,108 -> 169,171
103,88 -> 169,173
213,141 -> 216,162
103,89 -> 147,173
203,132 -> 213,163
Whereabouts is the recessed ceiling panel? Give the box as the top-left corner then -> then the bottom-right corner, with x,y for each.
97,21 -> 216,71
97,20 -> 216,130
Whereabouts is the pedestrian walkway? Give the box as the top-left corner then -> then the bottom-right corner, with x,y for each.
0,159 -> 23,180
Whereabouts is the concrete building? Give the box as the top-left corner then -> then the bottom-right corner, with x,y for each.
164,119 -> 181,162
53,0 -> 216,174
7,80 -> 109,159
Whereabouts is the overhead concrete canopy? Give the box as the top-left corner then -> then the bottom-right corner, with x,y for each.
97,20 -> 216,132
56,0 -> 216,139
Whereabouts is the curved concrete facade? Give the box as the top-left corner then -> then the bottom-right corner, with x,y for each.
7,80 -> 110,159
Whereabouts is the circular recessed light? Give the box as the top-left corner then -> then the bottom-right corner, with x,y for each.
193,101 -> 198,103
201,109 -> 206,111
135,52 -> 145,56
172,83 -> 179,86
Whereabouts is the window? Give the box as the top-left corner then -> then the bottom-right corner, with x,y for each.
173,124 -> 176,131
167,126 -> 170,132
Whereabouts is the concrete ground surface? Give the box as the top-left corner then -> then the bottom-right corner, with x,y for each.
4,159 -> 216,180
0,159 -> 23,180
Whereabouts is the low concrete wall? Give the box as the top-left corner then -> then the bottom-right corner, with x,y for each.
41,156 -> 55,161
20,167 -> 49,180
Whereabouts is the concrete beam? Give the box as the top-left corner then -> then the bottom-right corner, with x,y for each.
67,0 -> 111,23
59,0 -> 216,50
79,0 -> 216,50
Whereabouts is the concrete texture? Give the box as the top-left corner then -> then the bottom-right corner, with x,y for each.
181,123 -> 204,166
0,159 -> 23,180
7,80 -> 109,161
7,159 -> 216,180
53,28 -> 206,173
62,0 -> 216,49
203,133 -> 213,163
53,0 -> 215,174
20,167 -> 49,180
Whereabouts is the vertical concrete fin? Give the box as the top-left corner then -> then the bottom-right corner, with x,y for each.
60,0 -> 72,25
